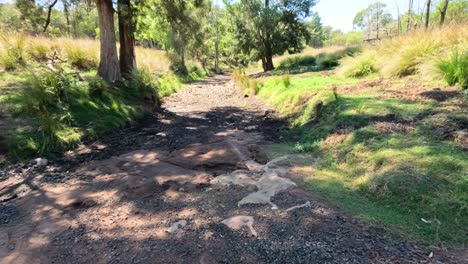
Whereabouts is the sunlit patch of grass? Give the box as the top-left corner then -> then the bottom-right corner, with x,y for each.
257,73 -> 358,123
257,72 -> 467,245
337,24 -> 468,89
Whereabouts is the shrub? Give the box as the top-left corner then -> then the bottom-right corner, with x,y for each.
437,50 -> 468,90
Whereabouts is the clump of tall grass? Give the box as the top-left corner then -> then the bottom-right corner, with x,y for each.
136,47 -> 171,73
62,39 -> 99,70
127,69 -> 160,105
277,55 -> 316,69
157,73 -> 182,97
316,47 -> 360,69
28,37 -> 54,62
13,70 -> 80,153
1,34 -> 172,74
0,33 -> 27,70
437,50 -> 468,90
338,25 -> 468,89
231,68 -> 255,94
338,50 -> 377,78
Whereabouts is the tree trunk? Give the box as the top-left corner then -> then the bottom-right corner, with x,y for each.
43,0 -> 59,33
263,0 -> 274,72
96,0 -> 121,82
118,0 -> 136,77
214,39 -> 220,73
264,54 -> 274,72
63,0 -> 71,34
424,0 -> 431,28
439,0 -> 449,26
407,0 -> 413,32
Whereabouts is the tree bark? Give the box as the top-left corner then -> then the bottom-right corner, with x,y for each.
96,0 -> 121,82
439,0 -> 449,26
407,0 -> 413,32
425,0 -> 431,28
63,0 -> 70,34
118,0 -> 136,77
43,0 -> 59,33
263,0 -> 274,72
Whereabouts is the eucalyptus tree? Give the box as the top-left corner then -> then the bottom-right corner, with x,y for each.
96,0 -> 120,82
353,2 -> 393,39
226,0 -> 315,72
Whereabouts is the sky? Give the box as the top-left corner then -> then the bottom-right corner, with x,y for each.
313,0 -> 422,32
1,0 -> 427,32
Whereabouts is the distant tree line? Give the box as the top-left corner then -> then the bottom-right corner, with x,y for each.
0,0 -> 466,78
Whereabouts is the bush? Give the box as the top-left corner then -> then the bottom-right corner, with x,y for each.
437,50 -> 468,90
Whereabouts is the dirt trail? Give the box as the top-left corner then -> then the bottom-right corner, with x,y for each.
0,75 -> 459,263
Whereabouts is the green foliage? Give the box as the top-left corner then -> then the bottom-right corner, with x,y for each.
127,69 -> 159,99
437,51 -> 468,90
4,67 -> 170,159
226,0 -> 315,71
157,73 -> 182,97
353,2 -> 393,36
306,13 -> 324,48
88,76 -> 109,98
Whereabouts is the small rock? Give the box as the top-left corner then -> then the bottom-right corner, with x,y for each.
221,215 -> 257,237
244,125 -> 258,131
168,220 -> 187,233
33,158 -> 48,167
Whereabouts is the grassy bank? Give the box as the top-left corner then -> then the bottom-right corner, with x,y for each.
0,34 -> 206,163
237,26 -> 468,246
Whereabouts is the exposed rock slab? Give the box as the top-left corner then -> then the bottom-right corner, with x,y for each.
221,215 -> 257,237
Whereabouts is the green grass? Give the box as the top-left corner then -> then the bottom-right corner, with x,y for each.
269,47 -> 360,76
256,72 -> 468,246
257,73 -> 359,124
1,67 -> 185,161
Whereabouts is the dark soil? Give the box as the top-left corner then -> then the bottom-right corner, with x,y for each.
0,75 -> 463,264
